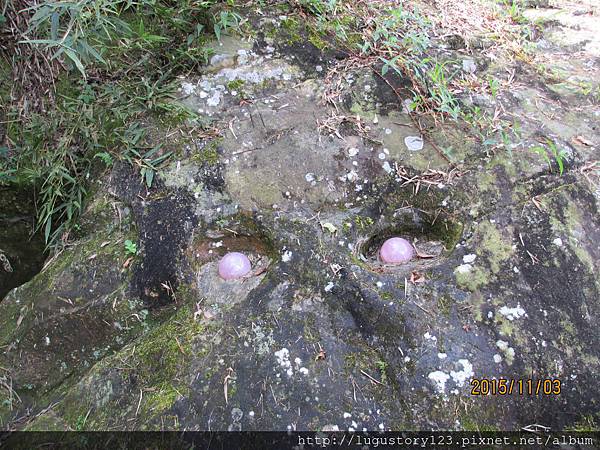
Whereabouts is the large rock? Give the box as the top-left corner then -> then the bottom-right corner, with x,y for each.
2,5 -> 600,433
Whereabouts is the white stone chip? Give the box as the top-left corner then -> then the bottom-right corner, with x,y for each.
463,254 -> 477,263
455,264 -> 473,274
282,250 -> 293,262
462,59 -> 477,73
404,136 -> 424,151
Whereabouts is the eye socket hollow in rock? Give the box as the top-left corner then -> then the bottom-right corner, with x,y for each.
189,225 -> 273,281
355,213 -> 451,274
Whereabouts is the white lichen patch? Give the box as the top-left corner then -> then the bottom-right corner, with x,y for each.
428,371 -> 450,393
206,89 -> 222,107
179,45 -> 297,116
496,340 -> 516,365
424,332 -> 437,342
496,340 -> 509,351
219,64 -> 292,85
382,161 -> 393,174
274,348 -> 293,377
251,325 -> 275,356
181,81 -> 197,95
345,170 -> 359,182
449,359 -> 474,387
348,147 -> 359,157
498,304 -> 526,321
274,348 -> 308,377
462,59 -> 477,73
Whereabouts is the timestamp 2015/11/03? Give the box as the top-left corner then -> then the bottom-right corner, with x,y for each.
470,378 -> 561,396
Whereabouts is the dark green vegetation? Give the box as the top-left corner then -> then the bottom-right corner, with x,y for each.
0,0 -> 241,247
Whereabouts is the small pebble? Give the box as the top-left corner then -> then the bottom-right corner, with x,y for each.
405,136 -> 424,151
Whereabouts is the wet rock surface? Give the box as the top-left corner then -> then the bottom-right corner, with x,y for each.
1,2 -> 599,433
0,188 -> 47,300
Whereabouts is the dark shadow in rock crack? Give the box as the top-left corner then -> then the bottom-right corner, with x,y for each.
109,164 -> 199,307
133,191 -> 198,306
0,187 -> 47,300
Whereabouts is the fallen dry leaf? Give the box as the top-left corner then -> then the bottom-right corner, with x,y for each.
572,135 -> 593,147
410,271 -> 426,284
413,243 -> 436,259
253,266 -> 268,276
123,256 -> 134,268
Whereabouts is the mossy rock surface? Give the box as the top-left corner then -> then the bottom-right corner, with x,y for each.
2,3 -> 600,433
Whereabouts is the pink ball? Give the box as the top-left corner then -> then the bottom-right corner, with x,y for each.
218,252 -> 251,280
379,237 -> 414,264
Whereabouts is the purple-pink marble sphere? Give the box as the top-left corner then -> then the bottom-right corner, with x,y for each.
218,252 -> 251,280
379,237 -> 414,264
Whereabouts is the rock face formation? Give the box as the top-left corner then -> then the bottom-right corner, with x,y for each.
1,3 -> 599,432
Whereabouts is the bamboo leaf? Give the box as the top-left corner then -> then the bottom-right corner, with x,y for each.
44,217 -> 52,244
144,168 -> 154,188
63,47 -> 86,77
50,12 -> 60,40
